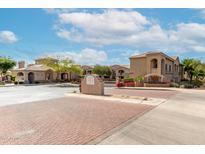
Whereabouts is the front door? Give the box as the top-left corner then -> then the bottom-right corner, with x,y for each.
28,72 -> 35,84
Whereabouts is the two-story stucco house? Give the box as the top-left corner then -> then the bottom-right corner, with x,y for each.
129,51 -> 184,83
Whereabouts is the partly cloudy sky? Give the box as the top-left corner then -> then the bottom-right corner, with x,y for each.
0,8 -> 205,64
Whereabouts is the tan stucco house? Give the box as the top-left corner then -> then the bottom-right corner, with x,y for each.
81,64 -> 130,80
12,58 -> 79,84
130,51 -> 184,83
110,64 -> 130,80
81,65 -> 94,75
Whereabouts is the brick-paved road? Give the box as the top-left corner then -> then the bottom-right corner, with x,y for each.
0,96 -> 153,144
106,88 -> 177,99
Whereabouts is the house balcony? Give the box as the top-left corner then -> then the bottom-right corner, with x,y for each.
150,68 -> 159,74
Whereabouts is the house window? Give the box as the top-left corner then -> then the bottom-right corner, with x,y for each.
165,64 -> 168,71
169,65 -> 172,72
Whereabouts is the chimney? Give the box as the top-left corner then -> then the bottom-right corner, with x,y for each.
18,61 -> 25,69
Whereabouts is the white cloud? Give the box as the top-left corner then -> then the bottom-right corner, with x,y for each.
168,23 -> 205,53
56,9 -> 150,45
43,48 -> 107,65
43,8 -> 80,14
56,29 -> 70,40
0,30 -> 18,43
197,9 -> 205,19
51,9 -> 205,53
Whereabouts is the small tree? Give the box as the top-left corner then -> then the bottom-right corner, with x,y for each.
92,65 -> 112,78
0,57 -> 16,79
61,60 -> 82,80
40,57 -> 82,81
39,57 -> 61,80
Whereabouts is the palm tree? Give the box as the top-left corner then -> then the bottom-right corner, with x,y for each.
182,58 -> 205,82
194,63 -> 205,81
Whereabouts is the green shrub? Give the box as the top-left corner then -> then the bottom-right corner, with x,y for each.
182,83 -> 194,88
170,82 -> 180,88
11,76 -> 16,82
123,77 -> 134,82
0,82 -> 5,86
180,81 -> 194,88
192,80 -> 203,87
14,81 -> 24,85
134,76 -> 144,82
180,80 -> 203,88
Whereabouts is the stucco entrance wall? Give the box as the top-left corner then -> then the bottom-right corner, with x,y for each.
81,75 -> 104,95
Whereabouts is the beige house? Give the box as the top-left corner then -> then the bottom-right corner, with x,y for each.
12,58 -> 79,84
130,51 -> 184,83
81,65 -> 94,75
110,65 -> 130,80
81,64 -> 130,80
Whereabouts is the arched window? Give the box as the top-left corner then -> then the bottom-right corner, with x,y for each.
118,70 -> 124,75
151,59 -> 158,68
17,72 -> 24,76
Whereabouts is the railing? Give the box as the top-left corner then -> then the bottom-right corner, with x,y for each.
150,68 -> 158,74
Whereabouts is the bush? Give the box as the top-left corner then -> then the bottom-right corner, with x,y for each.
192,80 -> 203,87
179,81 -> 195,88
123,77 -> 134,83
179,80 -> 203,88
170,82 -> 180,88
11,76 -> 16,82
134,76 -> 144,82
14,81 -> 24,85
0,82 -> 5,86
180,83 -> 194,88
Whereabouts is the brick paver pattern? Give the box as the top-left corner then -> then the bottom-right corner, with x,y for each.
0,97 -> 153,144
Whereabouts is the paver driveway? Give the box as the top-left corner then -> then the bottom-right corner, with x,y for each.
0,96 -> 153,144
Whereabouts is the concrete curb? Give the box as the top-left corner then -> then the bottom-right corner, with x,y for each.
64,93 -> 165,106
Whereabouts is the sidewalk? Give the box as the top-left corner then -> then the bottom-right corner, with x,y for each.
65,93 -> 166,106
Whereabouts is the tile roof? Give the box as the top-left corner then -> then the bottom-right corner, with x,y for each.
130,51 -> 179,62
111,64 -> 130,69
129,51 -> 163,58
14,64 -> 53,71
